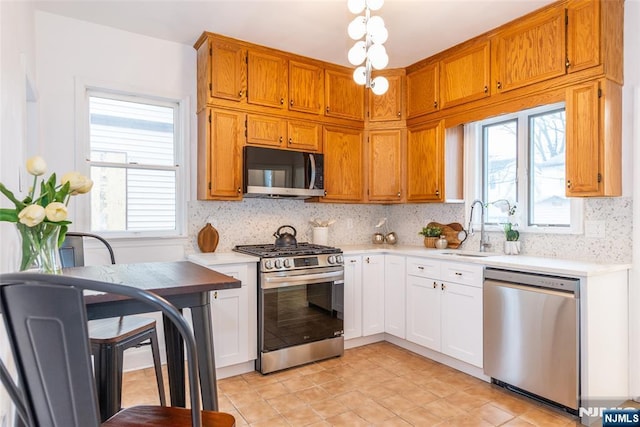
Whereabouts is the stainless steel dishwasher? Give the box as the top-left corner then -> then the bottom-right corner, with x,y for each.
483,268 -> 580,414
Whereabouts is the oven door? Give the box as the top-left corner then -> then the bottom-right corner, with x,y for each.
260,266 -> 344,352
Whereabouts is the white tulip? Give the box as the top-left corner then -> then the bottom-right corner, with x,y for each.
62,172 -> 93,195
18,204 -> 46,227
44,202 -> 68,222
26,156 -> 47,176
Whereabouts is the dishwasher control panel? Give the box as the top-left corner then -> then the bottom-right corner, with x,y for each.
484,268 -> 579,294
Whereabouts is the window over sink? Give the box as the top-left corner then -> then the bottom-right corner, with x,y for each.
466,102 -> 583,235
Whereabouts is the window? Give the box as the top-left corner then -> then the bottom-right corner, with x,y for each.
87,91 -> 183,236
470,103 -> 582,233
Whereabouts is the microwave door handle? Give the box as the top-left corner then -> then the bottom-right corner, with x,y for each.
308,154 -> 316,190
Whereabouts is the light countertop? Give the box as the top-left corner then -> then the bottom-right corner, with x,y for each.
187,252 -> 260,266
337,244 -> 631,277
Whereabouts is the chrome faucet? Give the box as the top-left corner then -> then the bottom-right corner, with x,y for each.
469,199 -> 491,252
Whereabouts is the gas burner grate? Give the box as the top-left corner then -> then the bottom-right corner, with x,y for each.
233,242 -> 341,258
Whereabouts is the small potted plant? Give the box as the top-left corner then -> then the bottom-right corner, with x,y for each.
419,225 -> 442,248
502,203 -> 521,255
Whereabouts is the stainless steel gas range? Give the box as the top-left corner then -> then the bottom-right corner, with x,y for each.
233,243 -> 344,374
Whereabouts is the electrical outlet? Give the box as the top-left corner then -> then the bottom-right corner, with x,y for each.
584,220 -> 606,238
346,218 -> 354,229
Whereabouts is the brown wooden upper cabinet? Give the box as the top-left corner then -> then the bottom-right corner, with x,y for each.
325,68 -> 365,121
322,126 -> 364,201
247,50 -> 288,109
289,60 -> 324,115
439,41 -> 491,109
197,38 -> 247,110
406,62 -> 439,118
197,108 -> 245,200
406,120 -> 444,202
368,72 -> 403,122
565,79 -> 621,197
246,114 -> 322,152
367,129 -> 404,202
491,4 -> 566,93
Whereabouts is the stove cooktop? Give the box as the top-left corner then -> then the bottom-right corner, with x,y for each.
233,243 -> 341,258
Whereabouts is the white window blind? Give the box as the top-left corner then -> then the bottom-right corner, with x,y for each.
88,94 -> 180,234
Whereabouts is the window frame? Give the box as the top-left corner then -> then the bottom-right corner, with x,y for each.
465,102 -> 584,236
75,81 -> 188,239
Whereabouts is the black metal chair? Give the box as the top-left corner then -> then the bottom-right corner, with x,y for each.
0,272 -> 235,427
59,232 -> 166,421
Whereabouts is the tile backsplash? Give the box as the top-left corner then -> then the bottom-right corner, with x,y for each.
188,196 -> 632,264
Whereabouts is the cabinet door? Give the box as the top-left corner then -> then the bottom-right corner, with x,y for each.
289,60 -> 324,114
566,0 -> 600,74
246,114 -> 286,148
491,5 -> 565,93
323,126 -> 364,201
287,120 -> 322,152
368,129 -> 403,202
406,275 -> 440,351
565,79 -> 621,197
407,120 -> 444,202
324,69 -> 364,120
197,108 -> 244,200
440,41 -> 490,109
407,62 -> 439,118
369,74 -> 402,121
247,50 -> 288,109
210,38 -> 247,102
362,255 -> 385,336
343,255 -> 363,340
441,281 -> 483,367
384,255 -> 406,339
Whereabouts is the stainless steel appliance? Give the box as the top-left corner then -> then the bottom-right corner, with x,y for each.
484,268 -> 580,414
233,243 -> 344,374
243,146 -> 324,198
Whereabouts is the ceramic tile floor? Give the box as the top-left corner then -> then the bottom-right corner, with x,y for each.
122,341 -> 582,426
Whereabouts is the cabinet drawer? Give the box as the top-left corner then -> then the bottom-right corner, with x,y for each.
407,257 -> 441,278
440,261 -> 483,287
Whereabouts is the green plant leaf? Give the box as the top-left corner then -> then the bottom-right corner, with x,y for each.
0,183 -> 26,210
58,224 -> 68,247
0,208 -> 18,222
55,181 -> 70,203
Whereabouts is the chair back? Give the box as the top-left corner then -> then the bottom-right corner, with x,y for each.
60,232 -> 116,268
0,273 -> 204,427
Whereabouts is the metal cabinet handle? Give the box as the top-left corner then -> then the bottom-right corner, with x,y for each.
289,137 -> 293,144
433,281 -> 437,289
237,187 -> 242,193
496,82 -> 502,90
279,136 -> 283,143
238,90 -> 243,97
484,85 -> 488,93
433,101 -> 438,109
418,266 -> 424,270
397,111 -> 401,117
567,180 -> 572,189
441,283 -> 446,290
366,257 -> 370,264
396,191 -> 401,197
565,59 -> 571,69
455,272 -> 462,276
280,98 -> 285,105
326,106 -> 330,113
214,291 -> 218,299
350,259 -> 357,263
435,189 -> 440,197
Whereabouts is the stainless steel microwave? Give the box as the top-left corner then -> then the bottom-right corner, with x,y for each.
243,146 -> 324,198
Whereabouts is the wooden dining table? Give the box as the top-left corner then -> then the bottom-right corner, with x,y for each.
62,260 -> 240,419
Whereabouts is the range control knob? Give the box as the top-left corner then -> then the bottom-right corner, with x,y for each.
283,259 -> 292,268
264,260 -> 273,270
328,255 -> 336,264
336,254 -> 344,264
274,259 -> 283,269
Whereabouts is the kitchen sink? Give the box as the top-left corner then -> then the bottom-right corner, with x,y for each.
438,250 -> 499,258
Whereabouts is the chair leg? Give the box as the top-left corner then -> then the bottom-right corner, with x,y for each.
148,329 -> 167,406
93,343 -> 120,422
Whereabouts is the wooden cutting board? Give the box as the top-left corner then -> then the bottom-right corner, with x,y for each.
426,222 -> 467,249
197,223 -> 219,253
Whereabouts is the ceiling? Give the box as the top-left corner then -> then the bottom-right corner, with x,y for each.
33,0 -> 555,68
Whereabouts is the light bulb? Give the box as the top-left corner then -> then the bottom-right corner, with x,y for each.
368,43 -> 388,70
366,0 -> 384,11
348,16 -> 367,40
369,26 -> 388,44
367,16 -> 386,34
353,66 -> 367,85
371,76 -> 389,95
348,0 -> 366,14
348,41 -> 367,66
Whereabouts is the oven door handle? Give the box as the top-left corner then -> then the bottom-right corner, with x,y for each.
262,270 -> 344,289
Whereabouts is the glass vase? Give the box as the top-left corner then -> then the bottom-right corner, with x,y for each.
16,222 -> 63,274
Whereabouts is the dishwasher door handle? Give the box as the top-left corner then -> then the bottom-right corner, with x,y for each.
484,279 -> 576,298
